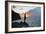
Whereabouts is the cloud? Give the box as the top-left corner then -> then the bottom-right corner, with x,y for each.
12,6 -> 37,14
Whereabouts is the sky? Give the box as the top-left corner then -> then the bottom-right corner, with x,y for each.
12,6 -> 37,14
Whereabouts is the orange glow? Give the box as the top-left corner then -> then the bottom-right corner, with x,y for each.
19,12 -> 32,18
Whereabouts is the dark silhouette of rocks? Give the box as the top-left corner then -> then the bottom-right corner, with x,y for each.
12,10 -> 21,21
12,21 -> 29,28
20,21 -> 29,27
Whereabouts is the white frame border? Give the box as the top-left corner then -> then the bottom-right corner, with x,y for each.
8,2 -> 44,32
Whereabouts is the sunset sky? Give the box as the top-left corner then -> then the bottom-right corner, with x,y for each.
12,6 -> 37,18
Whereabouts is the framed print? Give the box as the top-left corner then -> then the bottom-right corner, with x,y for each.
5,1 -> 45,33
